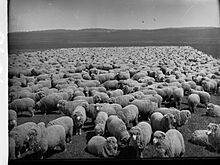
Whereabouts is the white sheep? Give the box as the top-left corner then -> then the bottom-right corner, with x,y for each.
129,121 -> 152,158
109,94 -> 135,107
153,129 -> 185,157
9,98 -> 35,117
87,136 -> 118,158
47,116 -> 74,143
116,104 -> 139,129
26,123 -> 66,159
206,123 -> 220,152
57,99 -> 88,116
190,89 -> 210,108
9,122 -> 37,159
106,115 -> 130,148
189,130 -> 210,147
150,112 -> 176,132
188,93 -> 200,113
206,103 -> 220,117
9,110 -> 17,132
72,105 -> 87,135
94,111 -> 108,136
173,87 -> 184,108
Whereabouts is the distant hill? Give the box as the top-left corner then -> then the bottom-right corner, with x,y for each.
8,27 -> 220,58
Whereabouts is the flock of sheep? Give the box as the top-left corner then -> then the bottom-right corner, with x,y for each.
8,46 -> 220,160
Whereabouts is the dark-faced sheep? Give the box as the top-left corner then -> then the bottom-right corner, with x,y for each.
153,129 -> 185,157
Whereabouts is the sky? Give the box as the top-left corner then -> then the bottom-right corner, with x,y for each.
8,0 -> 220,32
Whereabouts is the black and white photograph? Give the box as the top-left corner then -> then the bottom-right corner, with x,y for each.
6,0 -> 220,162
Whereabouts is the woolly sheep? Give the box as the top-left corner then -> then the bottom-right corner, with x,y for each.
76,79 -> 100,88
109,94 -> 135,107
9,98 -> 35,117
206,103 -> 220,117
72,105 -> 87,135
9,110 -> 17,132
84,86 -> 107,97
202,79 -> 218,94
9,122 -> 37,159
153,129 -> 185,157
116,70 -> 130,80
188,94 -> 200,113
95,103 -> 121,116
35,93 -> 63,115
57,99 -> 88,116
155,87 -> 173,103
102,80 -> 119,90
87,136 -> 118,158
173,87 -> 184,108
73,95 -> 101,104
116,104 -> 139,129
91,72 -> 116,84
150,112 -> 176,132
189,130 -> 210,147
26,123 -> 66,159
206,123 -> 220,152
152,108 -> 191,128
141,94 -> 162,108
38,80 -> 52,89
129,121 -> 152,158
190,89 -> 210,108
106,115 -> 130,148
129,99 -> 158,120
94,111 -> 108,136
107,89 -> 124,98
90,91 -> 109,103
47,116 -> 74,143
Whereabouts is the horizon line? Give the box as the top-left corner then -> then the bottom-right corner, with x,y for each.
8,26 -> 220,33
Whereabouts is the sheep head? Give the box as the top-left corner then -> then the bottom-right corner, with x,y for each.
26,125 -> 42,152
180,110 -> 191,125
93,95 -> 101,103
104,137 -> 118,157
94,123 -> 105,136
153,131 -> 166,146
129,126 -> 144,149
162,113 -> 176,131
207,123 -> 220,136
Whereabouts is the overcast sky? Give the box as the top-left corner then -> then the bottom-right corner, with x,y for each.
9,0 -> 220,32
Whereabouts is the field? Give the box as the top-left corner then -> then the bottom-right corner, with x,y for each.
8,28 -> 220,162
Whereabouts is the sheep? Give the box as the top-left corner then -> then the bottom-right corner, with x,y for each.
173,87 -> 184,108
9,110 -> 17,132
206,103 -> 220,117
74,95 -> 101,104
95,103 -> 120,116
47,116 -> 74,143
102,80 -> 119,90
71,105 -> 87,135
9,98 -> 35,117
206,123 -> 220,152
190,89 -> 210,108
9,122 -> 37,159
106,115 -> 130,148
57,99 -> 88,116
38,80 -> 52,89
26,123 -> 66,159
84,86 -> 107,97
108,94 -> 135,107
129,121 -> 152,158
153,129 -> 185,157
75,79 -> 100,88
201,79 -> 218,94
155,87 -> 173,103
152,108 -> 191,128
130,91 -> 145,99
129,99 -> 158,120
189,130 -> 210,147
116,104 -> 139,129
150,112 -> 176,132
188,94 -> 200,113
116,70 -> 130,80
90,91 -> 109,103
35,93 -> 63,115
94,111 -> 108,136
87,136 -> 118,158
91,72 -> 116,83
141,94 -> 162,108
107,89 -> 124,98
84,103 -> 99,122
